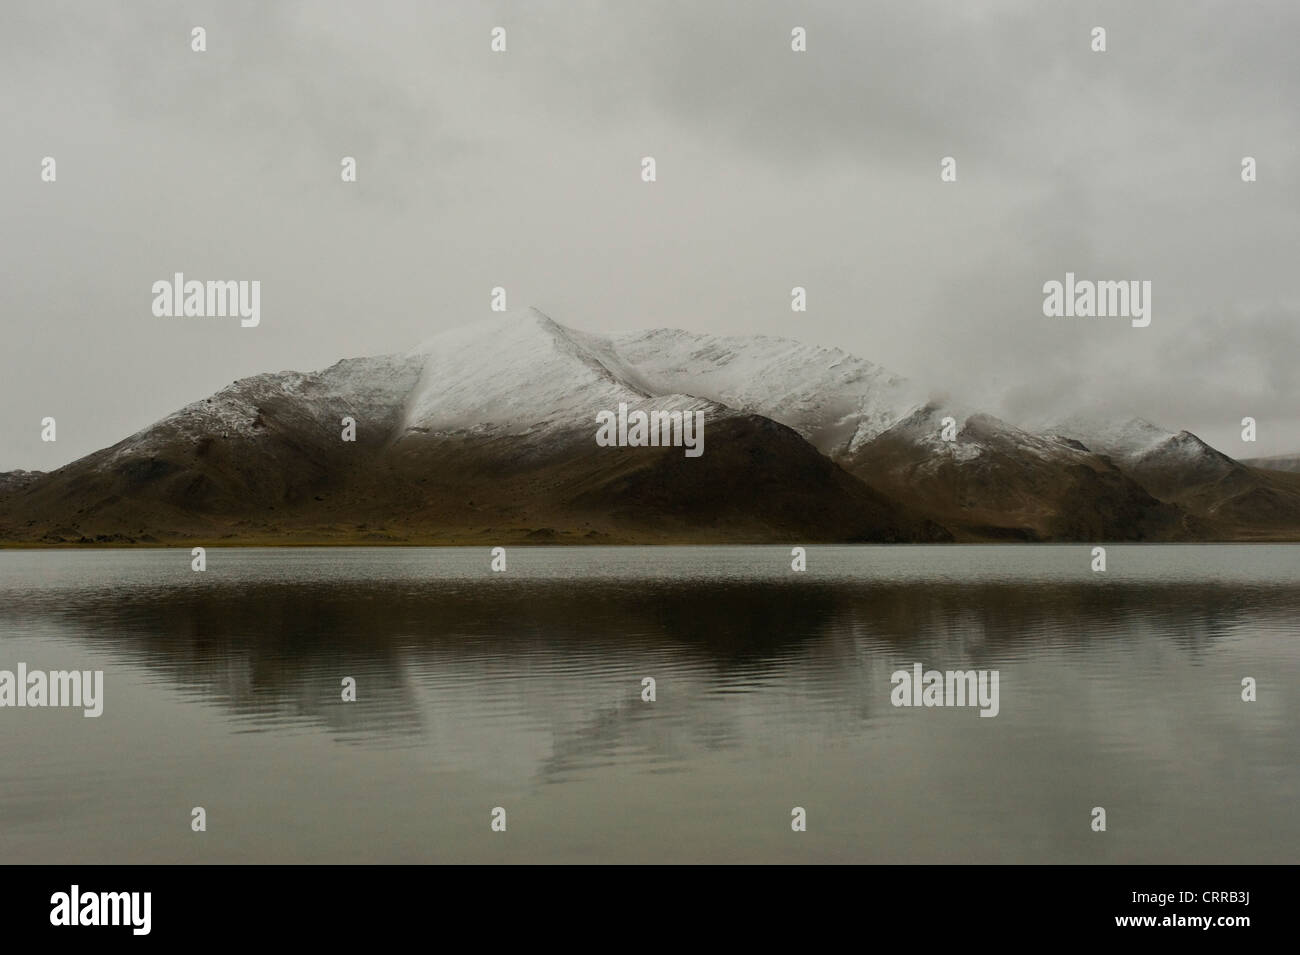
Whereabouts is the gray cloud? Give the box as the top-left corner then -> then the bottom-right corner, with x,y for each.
2,0 -> 1298,469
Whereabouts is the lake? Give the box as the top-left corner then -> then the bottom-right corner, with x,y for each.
0,545 -> 1296,863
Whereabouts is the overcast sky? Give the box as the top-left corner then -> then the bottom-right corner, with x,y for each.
4,0 -> 1298,469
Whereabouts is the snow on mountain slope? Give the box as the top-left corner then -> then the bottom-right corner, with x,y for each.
1048,415 -> 1178,460
1047,414 -> 1238,477
876,405 -> 1088,468
601,324 -> 1094,479
401,309 -> 713,440
97,354 -> 425,468
606,327 -> 931,455
79,309 -> 752,473
91,308 -> 987,463
401,311 -> 1067,468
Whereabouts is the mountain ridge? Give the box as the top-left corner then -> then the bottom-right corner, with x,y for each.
2,308 -> 1297,544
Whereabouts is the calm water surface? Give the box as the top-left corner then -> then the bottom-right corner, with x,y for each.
0,545 -> 1296,863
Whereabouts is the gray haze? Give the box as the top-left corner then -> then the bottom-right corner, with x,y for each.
3,0 -> 1298,469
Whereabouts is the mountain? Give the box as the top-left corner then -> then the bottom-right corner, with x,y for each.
0,311 -> 946,545
0,470 -> 43,494
605,328 -> 1185,540
1046,415 -> 1238,491
1242,453 -> 1300,474
1,308 -> 1296,545
1045,416 -> 1300,539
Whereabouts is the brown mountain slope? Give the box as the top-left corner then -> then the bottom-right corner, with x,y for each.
0,411 -> 949,546
840,408 -> 1193,542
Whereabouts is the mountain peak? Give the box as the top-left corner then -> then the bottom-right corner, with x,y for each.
400,309 -> 656,438
406,306 -> 573,357
525,304 -> 560,325
1047,413 -> 1173,458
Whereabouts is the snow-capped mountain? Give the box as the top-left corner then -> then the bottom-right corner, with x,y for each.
399,310 -> 721,444
1046,414 -> 1238,482
603,325 -> 931,456
101,353 -> 426,464
1035,413 -> 1294,530
1,307 -> 1296,545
